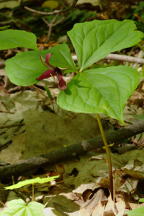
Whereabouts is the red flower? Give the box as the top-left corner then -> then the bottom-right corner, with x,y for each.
36,54 -> 66,90
57,71 -> 67,90
36,69 -> 56,80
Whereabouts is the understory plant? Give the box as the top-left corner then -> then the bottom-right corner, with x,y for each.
0,176 -> 59,216
0,19 -> 143,200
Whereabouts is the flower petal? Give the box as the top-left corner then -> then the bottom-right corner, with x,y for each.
36,69 -> 56,80
57,73 -> 67,90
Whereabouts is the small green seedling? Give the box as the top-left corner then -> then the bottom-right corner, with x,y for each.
0,176 -> 59,216
0,199 -> 45,216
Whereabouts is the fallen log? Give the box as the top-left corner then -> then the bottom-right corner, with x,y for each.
0,120 -> 144,182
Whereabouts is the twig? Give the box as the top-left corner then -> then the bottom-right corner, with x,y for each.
42,16 -> 58,42
42,15 -> 64,42
24,6 -> 64,15
0,120 -> 144,181
24,0 -> 78,16
132,50 -> 144,67
104,54 -> 144,64
72,53 -> 144,64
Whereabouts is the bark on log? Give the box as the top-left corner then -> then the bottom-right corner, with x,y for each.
0,120 -> 144,182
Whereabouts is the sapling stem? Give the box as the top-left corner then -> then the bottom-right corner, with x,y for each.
96,114 -> 114,199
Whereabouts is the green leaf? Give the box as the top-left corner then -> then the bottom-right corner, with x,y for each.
5,176 -> 59,190
68,19 -> 143,71
5,50 -> 49,86
139,198 -> 144,203
0,199 -> 45,216
127,206 -> 144,216
0,30 -> 37,50
49,43 -> 76,72
57,66 -> 139,123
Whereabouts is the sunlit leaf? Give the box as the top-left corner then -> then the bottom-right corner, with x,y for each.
49,43 -> 76,73
5,50 -> 49,86
0,199 -> 45,216
5,176 -> 59,190
57,66 -> 139,122
127,206 -> 144,216
68,19 -> 143,71
0,30 -> 37,50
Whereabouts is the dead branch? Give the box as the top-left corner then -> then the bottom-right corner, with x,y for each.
105,54 -> 144,64
0,120 -> 144,181
24,0 -> 78,16
72,54 -> 144,64
24,6 -> 64,15
42,15 -> 64,42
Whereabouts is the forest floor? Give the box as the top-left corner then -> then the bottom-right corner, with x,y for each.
0,0 -> 144,215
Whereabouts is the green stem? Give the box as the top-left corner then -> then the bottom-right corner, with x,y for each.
32,184 -> 35,201
96,114 -> 114,199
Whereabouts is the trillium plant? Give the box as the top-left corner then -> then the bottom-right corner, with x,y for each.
0,19 -> 143,199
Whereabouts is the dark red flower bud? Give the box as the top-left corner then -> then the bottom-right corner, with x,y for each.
36,54 -> 67,90
36,69 -> 56,81
57,73 -> 67,90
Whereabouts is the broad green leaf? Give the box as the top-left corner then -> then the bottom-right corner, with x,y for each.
0,30 -> 37,50
5,176 -> 59,190
127,206 -> 144,216
49,43 -> 76,72
5,50 -> 49,86
57,66 -> 139,123
68,19 -> 143,71
0,199 -> 45,216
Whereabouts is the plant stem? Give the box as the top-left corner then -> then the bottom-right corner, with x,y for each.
96,114 -> 114,199
32,184 -> 35,201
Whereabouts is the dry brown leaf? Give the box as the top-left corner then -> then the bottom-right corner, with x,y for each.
103,196 -> 118,216
80,189 -> 107,216
92,202 -> 105,216
115,195 -> 126,216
